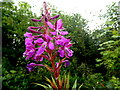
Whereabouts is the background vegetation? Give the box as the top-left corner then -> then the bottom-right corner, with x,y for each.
2,1 -> 120,89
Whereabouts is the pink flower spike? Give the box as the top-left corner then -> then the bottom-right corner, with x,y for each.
48,42 -> 54,50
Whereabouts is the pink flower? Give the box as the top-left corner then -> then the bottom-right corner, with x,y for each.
48,42 -> 54,50
55,60 -> 70,68
25,38 -> 33,45
57,37 -> 73,58
34,38 -> 44,46
24,32 -> 32,37
36,42 -> 47,55
47,19 -> 68,35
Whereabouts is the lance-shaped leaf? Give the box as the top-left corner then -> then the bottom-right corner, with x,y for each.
45,77 -> 58,89
66,72 -> 70,89
78,83 -> 83,90
32,83 -> 48,89
45,84 -> 54,90
51,76 -> 58,88
72,79 -> 77,90
58,75 -> 63,89
32,82 -> 54,90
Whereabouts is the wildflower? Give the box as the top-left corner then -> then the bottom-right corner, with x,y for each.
62,60 -> 70,67
36,42 -> 47,55
56,60 -> 70,68
58,46 -> 73,58
24,32 -> 32,37
47,19 -> 68,35
55,36 -> 73,58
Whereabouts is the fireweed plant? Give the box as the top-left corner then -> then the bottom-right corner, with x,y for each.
23,2 -> 73,89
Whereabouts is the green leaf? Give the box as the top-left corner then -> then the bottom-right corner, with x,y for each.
45,84 -> 54,90
96,59 -> 102,62
72,79 -> 77,90
10,70 -> 16,73
51,76 -> 57,88
45,77 -> 58,89
63,73 -> 67,89
78,83 -> 83,90
66,72 -> 70,89
32,83 -> 48,89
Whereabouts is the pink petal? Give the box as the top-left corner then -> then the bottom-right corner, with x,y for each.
31,19 -> 42,22
34,38 -> 44,44
47,21 -> 54,29
50,32 -> 57,35
45,34 -> 52,41
66,43 -> 73,48
66,49 -> 73,57
48,42 -> 54,50
28,26 -> 40,29
59,31 -> 68,35
25,38 -> 33,45
58,50 -> 65,57
24,32 -> 32,37
57,19 -> 63,29
36,42 -> 47,55
62,60 -> 70,67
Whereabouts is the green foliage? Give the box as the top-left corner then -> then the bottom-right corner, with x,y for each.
2,1 -> 35,68
96,2 -> 120,78
81,73 -> 105,89
107,76 -> 120,88
2,2 -> 47,89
